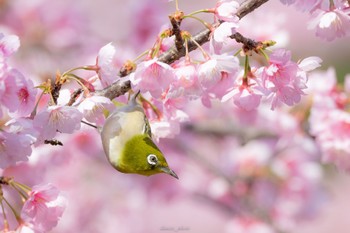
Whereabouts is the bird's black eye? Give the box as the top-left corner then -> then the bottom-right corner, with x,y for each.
147,154 -> 158,166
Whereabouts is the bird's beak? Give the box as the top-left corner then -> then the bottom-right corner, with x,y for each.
160,166 -> 179,179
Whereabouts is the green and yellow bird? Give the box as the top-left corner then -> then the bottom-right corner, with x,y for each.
101,91 -> 178,179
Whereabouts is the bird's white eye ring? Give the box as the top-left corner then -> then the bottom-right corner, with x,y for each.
147,154 -> 158,166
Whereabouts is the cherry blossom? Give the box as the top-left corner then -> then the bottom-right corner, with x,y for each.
96,43 -> 120,87
231,84 -> 262,111
0,119 -> 37,168
308,8 -> 350,41
0,33 -> 20,58
130,59 -> 176,98
198,54 -> 239,90
33,105 -> 83,142
210,22 -> 239,54
214,0 -> 240,22
260,49 -> 312,110
21,183 -> 66,232
78,95 -> 115,126
1,69 -> 23,113
173,63 -> 202,99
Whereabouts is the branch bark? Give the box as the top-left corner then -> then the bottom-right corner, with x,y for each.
96,0 -> 270,100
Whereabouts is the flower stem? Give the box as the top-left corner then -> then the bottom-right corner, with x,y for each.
182,15 -> 212,30
186,9 -> 213,17
30,90 -> 45,118
133,49 -> 150,63
0,194 -> 9,231
81,120 -> 98,129
190,37 -> 210,60
139,95 -> 162,120
3,197 -> 21,222
9,183 -> 29,202
65,74 -> 90,95
259,49 -> 269,62
61,65 -> 97,78
175,0 -> 179,11
11,181 -> 32,193
243,55 -> 250,86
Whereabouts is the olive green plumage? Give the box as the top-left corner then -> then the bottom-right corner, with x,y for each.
100,92 -> 178,179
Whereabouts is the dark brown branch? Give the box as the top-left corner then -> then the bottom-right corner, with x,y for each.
0,176 -> 11,185
169,11 -> 185,52
95,79 -> 131,100
230,31 -> 262,54
95,0 -> 270,100
67,88 -> 83,106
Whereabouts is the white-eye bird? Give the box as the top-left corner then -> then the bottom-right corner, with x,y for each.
101,91 -> 178,179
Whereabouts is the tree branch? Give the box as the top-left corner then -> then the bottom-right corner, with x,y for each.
95,0 -> 270,100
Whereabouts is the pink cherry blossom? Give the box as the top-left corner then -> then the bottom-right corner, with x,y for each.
0,33 -> 20,58
78,95 -> 115,126
308,8 -> 350,41
21,183 -> 66,232
310,106 -> 350,173
15,75 -> 37,117
261,49 -> 310,110
210,22 -> 239,54
96,42 -> 131,87
96,42 -> 118,86
130,59 -> 176,98
0,118 -> 37,168
198,54 -> 239,90
298,56 -> 322,72
173,63 -> 202,99
0,66 -> 36,117
0,69 -> 22,113
0,131 -> 30,168
229,84 -> 262,111
33,105 -> 83,142
201,72 -> 238,107
215,0 -> 240,22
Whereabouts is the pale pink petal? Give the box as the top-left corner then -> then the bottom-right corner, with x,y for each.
130,59 -> 176,98
211,22 -> 238,54
21,183 -> 66,232
34,106 -> 83,141
78,96 -> 115,126
96,42 -> 119,87
233,87 -> 262,111
198,54 -> 239,89
0,33 -> 20,57
216,0 -> 240,22
298,56 -> 322,72
308,9 -> 350,41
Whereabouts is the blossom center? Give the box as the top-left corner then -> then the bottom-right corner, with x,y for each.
18,87 -> 29,103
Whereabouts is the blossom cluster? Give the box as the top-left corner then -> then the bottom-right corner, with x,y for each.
280,0 -> 350,41
308,68 -> 350,172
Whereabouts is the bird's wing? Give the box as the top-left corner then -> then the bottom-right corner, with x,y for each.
143,115 -> 152,138
101,112 -> 122,157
